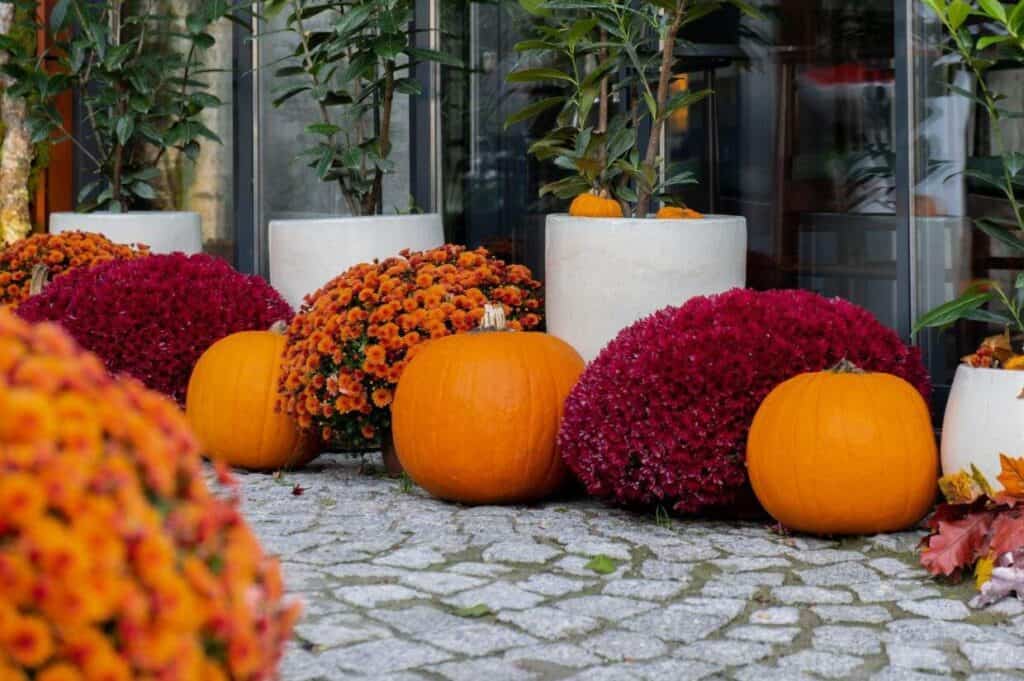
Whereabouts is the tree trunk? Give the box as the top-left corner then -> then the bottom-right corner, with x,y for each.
0,2 -> 33,245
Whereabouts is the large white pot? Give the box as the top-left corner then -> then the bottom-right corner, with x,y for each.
942,364 -> 1024,483
269,213 -> 445,309
545,214 -> 747,361
50,211 -> 202,254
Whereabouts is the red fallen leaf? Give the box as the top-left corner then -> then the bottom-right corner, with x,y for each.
921,511 -> 996,576
989,511 -> 1024,556
997,454 -> 1024,499
291,484 -> 306,496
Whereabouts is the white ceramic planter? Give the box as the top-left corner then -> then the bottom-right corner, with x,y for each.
942,364 -> 1024,483
50,211 -> 202,254
269,213 -> 445,309
545,214 -> 747,361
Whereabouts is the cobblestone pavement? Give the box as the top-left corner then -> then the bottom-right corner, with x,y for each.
237,455 -> 1024,680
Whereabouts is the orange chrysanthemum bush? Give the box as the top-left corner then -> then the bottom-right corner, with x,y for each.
0,310 -> 299,680
280,245 -> 543,448
0,231 -> 149,307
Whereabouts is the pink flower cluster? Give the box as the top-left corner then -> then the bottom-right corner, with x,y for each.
558,288 -> 931,513
17,253 -> 293,404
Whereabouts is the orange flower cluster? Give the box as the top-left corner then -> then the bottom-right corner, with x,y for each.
0,310 -> 299,680
0,231 -> 149,307
279,244 -> 543,448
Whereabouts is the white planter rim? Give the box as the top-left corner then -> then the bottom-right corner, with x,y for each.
952,365 -> 1022,376
548,212 -> 741,223
52,210 -> 198,218
270,213 -> 441,225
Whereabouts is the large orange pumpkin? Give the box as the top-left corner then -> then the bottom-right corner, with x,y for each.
747,360 -> 938,535
392,305 -> 584,503
187,325 -> 318,471
569,190 -> 624,218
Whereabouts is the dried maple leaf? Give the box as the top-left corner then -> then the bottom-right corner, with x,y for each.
997,454 -> 1024,499
939,470 -> 984,504
921,512 -> 996,576
989,511 -> 1024,556
291,484 -> 306,496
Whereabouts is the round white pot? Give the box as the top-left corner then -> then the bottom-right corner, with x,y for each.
941,364 -> 1024,483
50,211 -> 202,254
545,214 -> 747,361
269,213 -> 444,309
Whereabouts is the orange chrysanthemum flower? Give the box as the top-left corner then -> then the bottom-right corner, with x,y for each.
279,245 -> 543,448
0,310 -> 298,679
0,232 -> 149,308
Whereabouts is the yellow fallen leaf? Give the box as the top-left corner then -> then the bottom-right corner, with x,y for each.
976,556 -> 994,590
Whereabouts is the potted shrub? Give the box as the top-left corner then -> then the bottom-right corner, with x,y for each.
16,0 -> 241,253
262,0 -> 458,308
914,0 -> 1024,483
505,0 -> 755,361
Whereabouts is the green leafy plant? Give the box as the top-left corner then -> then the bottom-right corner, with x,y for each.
915,0 -> 1024,334
264,0 -> 459,216
7,0 -> 245,212
505,0 -> 758,217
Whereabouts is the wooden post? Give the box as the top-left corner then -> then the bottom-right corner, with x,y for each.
32,0 -> 73,233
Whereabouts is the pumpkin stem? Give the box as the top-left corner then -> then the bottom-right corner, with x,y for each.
29,264 -> 49,297
269,320 -> 290,335
479,304 -> 508,332
830,358 -> 866,374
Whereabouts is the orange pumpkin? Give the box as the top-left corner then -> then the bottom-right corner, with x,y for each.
569,190 -> 624,218
392,305 -> 584,504
747,360 -> 938,535
187,324 -> 318,471
656,205 -> 703,219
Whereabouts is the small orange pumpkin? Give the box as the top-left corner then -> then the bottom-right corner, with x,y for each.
392,305 -> 584,504
570,190 -> 624,218
187,324 -> 318,471
746,360 -> 938,535
656,205 -> 704,219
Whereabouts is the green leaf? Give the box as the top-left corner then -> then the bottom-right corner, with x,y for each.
913,290 -> 995,333
451,603 -> 492,618
505,97 -> 565,129
585,554 -> 620,575
115,117 -> 135,146
506,67 -> 576,85
405,47 -> 464,68
979,0 -> 1008,23
978,34 -> 1014,50
307,122 -> 341,137
50,0 -> 71,30
130,181 -> 157,200
948,0 -> 971,29
976,217 -> 1024,252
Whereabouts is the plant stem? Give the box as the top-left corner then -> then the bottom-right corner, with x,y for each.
636,2 -> 686,218
367,59 -> 396,216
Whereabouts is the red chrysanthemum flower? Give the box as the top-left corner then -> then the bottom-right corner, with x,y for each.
558,288 -> 931,514
17,254 -> 292,404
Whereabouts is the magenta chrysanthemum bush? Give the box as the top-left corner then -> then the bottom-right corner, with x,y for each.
18,253 -> 292,403
558,288 -> 931,513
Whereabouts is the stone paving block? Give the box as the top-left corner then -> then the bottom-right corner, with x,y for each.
416,622 -> 538,656
749,606 -> 801,624
498,606 -> 602,640
517,573 -> 593,597
870,671 -> 954,681
482,541 -> 562,564
896,598 -> 971,621
447,562 -> 513,577
732,664 -> 819,681
772,586 -> 854,604
334,584 -> 425,608
293,613 -> 391,649
443,583 -> 546,612
961,641 -> 1024,670
564,538 -> 633,560
504,643 -> 601,668
373,547 -> 446,569
812,625 -> 884,655
795,549 -> 871,565
813,604 -> 894,624
590,659 -> 724,681
712,556 -> 792,572
775,650 -> 866,678
603,578 -> 687,601
553,594 -> 657,620
554,555 -> 629,578
399,571 -> 488,596
851,580 -> 941,602
638,559 -> 695,581
711,536 -> 792,557
319,638 -> 452,675
429,658 -> 539,681
727,625 -> 802,644
368,605 -> 466,635
581,630 -> 669,661
620,603 -> 738,642
674,639 -> 774,666
797,561 -> 880,586
648,541 -> 720,562
886,643 -> 952,673
886,619 -> 996,645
